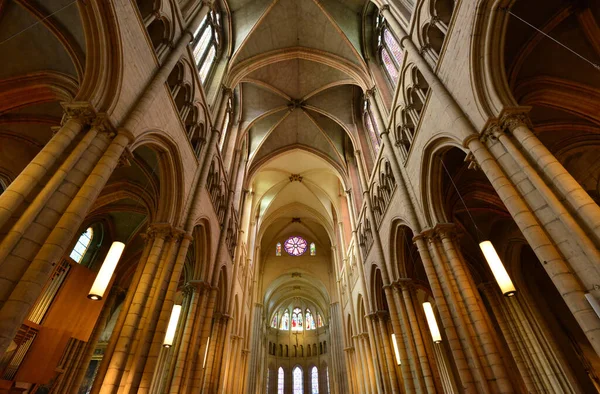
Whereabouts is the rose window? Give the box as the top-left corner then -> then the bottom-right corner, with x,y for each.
284,236 -> 308,256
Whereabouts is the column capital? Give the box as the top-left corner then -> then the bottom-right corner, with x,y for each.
500,110 -> 532,133
61,101 -> 96,125
480,123 -> 502,144
379,4 -> 390,13
365,86 -> 377,99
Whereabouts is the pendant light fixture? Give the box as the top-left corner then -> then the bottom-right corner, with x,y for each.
391,333 -> 401,365
423,302 -> 442,343
441,159 -> 517,297
163,304 -> 182,348
87,241 -> 125,300
479,241 -> 516,296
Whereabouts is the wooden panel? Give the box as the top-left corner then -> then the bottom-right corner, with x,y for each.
14,327 -> 69,384
42,263 -> 110,341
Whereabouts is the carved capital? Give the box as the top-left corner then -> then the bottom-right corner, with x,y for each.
117,148 -> 134,168
465,151 -> 479,171
500,113 -> 531,133
379,4 -> 390,13
61,102 -> 96,125
480,123 -> 502,143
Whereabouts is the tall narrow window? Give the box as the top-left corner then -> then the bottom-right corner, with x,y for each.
376,15 -> 403,87
326,367 -> 330,394
311,366 -> 319,394
276,242 -> 282,256
293,366 -> 303,394
292,307 -> 303,331
363,100 -> 380,156
70,227 -> 93,263
191,9 -> 222,85
305,309 -> 315,330
266,369 -> 270,394
310,242 -> 316,256
317,313 -> 323,328
271,313 -> 278,328
281,309 -> 290,330
278,367 -> 284,394
219,98 -> 232,150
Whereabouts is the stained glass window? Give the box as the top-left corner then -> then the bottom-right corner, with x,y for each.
284,236 -> 308,256
326,367 -> 330,394
278,367 -> 284,394
271,313 -> 278,328
383,28 -> 403,66
305,309 -> 315,330
70,227 -> 93,263
281,309 -> 290,330
266,369 -> 270,394
317,313 -> 323,328
376,15 -> 402,87
276,242 -> 282,256
311,367 -> 319,394
192,9 -> 221,85
310,243 -> 316,256
364,103 -> 380,155
292,308 -> 303,331
293,366 -> 303,394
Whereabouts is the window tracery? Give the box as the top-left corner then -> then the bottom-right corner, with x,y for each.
311,366 -> 319,393
271,313 -> 278,328
281,309 -> 290,330
293,366 -> 303,394
284,236 -> 308,256
305,309 -> 316,330
292,307 -> 303,331
192,9 -> 222,85
278,367 -> 284,394
375,15 -> 403,87
363,100 -> 380,156
70,227 -> 93,264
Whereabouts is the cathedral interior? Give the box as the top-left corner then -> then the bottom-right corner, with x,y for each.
0,0 -> 600,392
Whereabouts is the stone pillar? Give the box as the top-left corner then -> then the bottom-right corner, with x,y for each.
397,281 -> 440,393
439,227 -> 513,392
466,136 -> 600,357
0,103 -> 93,229
426,231 -> 492,393
0,131 -> 131,357
245,303 -> 264,393
366,313 -> 392,393
501,112 -> 600,245
68,288 -> 122,394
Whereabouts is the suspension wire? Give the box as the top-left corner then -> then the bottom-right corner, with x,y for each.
0,0 -> 79,46
504,8 -> 600,71
440,158 -> 484,242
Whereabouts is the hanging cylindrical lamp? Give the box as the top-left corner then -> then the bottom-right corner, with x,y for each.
87,241 -> 125,301
423,302 -> 442,343
479,240 -> 516,297
163,304 -> 182,348
391,333 -> 401,365
203,337 -> 211,368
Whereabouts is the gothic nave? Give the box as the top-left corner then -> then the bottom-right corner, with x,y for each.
0,0 -> 600,392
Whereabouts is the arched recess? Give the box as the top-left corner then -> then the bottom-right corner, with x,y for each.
129,132 -> 186,224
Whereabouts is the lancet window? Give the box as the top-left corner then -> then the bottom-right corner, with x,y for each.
305,309 -> 316,330
292,307 -> 303,331
310,242 -> 316,256
293,366 -> 303,394
363,100 -> 380,156
281,309 -> 290,330
192,8 -> 222,85
70,227 -> 93,264
278,367 -> 284,394
311,366 -> 319,394
375,14 -> 403,87
317,313 -> 323,327
276,242 -> 282,256
271,313 -> 278,328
